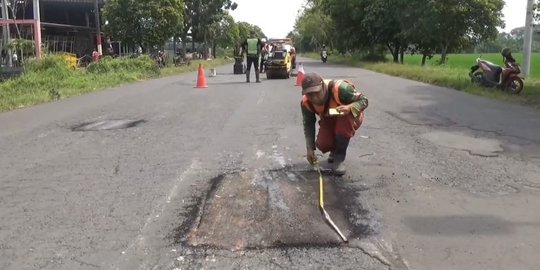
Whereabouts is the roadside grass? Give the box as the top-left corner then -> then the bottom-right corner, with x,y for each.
406,53 -> 540,80
0,55 -> 232,112
304,52 -> 540,108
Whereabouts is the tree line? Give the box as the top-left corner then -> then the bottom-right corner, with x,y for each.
102,0 -> 265,56
290,0 -> 509,65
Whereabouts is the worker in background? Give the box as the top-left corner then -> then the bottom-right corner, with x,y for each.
241,36 -> 263,83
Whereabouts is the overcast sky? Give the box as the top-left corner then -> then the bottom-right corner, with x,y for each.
503,0 -> 528,32
230,0 -> 528,38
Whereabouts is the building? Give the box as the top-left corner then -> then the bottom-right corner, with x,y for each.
1,0 -> 110,59
39,0 -> 106,56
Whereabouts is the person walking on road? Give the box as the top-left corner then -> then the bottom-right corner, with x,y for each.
241,36 -> 263,83
301,72 -> 369,176
260,42 -> 269,73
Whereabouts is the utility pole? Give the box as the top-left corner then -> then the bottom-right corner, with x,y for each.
523,0 -> 535,77
94,0 -> 102,55
33,0 -> 42,59
2,0 -> 12,67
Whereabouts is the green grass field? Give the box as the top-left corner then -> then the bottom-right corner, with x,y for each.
304,52 -> 540,108
403,53 -> 540,79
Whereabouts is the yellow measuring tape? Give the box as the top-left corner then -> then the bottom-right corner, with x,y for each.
314,160 -> 348,242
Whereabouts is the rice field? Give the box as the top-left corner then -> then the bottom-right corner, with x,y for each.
304,52 -> 540,108
402,53 -> 540,79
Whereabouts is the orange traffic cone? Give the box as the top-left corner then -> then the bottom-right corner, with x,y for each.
295,62 -> 305,86
195,63 -> 208,88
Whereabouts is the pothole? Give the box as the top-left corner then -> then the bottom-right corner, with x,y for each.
175,169 -> 376,251
71,119 -> 145,131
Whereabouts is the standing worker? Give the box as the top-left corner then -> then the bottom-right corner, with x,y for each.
241,36 -> 263,83
260,41 -> 269,73
301,72 -> 369,176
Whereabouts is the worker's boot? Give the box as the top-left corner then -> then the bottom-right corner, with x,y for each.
246,71 -> 250,83
333,135 -> 350,176
255,70 -> 261,83
327,152 -> 335,163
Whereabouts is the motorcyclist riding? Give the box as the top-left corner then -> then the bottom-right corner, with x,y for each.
320,44 -> 328,63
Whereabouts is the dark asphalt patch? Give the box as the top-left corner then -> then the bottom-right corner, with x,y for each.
71,120 -> 145,131
175,169 -> 374,251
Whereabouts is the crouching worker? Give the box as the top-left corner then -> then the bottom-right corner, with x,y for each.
301,72 -> 368,176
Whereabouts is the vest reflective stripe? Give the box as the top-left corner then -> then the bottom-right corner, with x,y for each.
302,80 -> 344,116
247,39 -> 258,55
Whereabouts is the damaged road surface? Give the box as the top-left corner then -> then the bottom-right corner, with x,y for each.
1,58 -> 539,270
181,170 -> 361,250
171,168 -> 394,270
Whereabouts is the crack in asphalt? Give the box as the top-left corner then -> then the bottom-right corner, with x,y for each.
72,258 -> 101,269
522,183 -> 540,191
356,246 -> 392,267
269,258 -> 286,269
385,111 -> 455,127
283,248 -> 294,265
386,110 -> 539,145
361,241 -> 410,270
175,245 -> 399,269
113,163 -> 120,175
457,125 -> 540,144
463,149 -> 501,158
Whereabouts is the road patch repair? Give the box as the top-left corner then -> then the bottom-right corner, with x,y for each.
175,168 -> 375,251
422,131 -> 503,157
71,119 -> 145,131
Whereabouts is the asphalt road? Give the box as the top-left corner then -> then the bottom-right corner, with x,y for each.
1,58 -> 539,270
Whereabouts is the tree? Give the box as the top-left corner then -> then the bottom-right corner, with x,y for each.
475,32 -> 524,53
182,0 -> 237,52
294,5 -> 335,52
314,0 -> 408,61
208,13 -> 239,58
534,0 -> 540,23
316,0 -> 369,53
362,0 -> 411,63
402,0 -> 440,65
300,0 -> 505,65
423,0 -> 504,63
103,0 -> 184,51
237,22 -> 265,41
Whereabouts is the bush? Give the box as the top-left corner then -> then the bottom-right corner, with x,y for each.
22,54 -> 74,83
86,55 -> 159,75
25,54 -> 72,73
0,55 -> 233,112
361,53 -> 387,62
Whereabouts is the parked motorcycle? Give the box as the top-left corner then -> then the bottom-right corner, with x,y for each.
469,58 -> 524,94
321,50 -> 328,63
